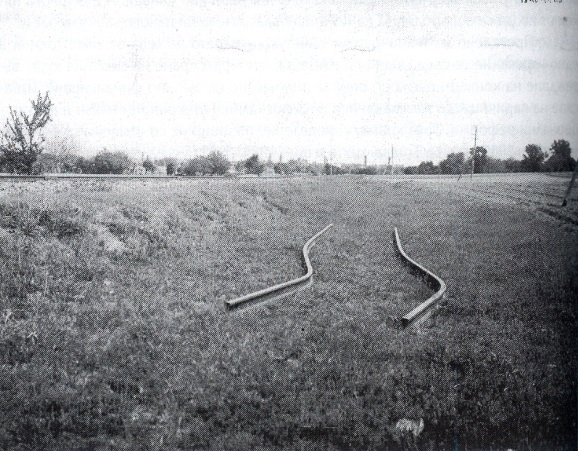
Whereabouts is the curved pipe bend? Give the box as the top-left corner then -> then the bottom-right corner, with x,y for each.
394,228 -> 447,327
225,224 -> 333,309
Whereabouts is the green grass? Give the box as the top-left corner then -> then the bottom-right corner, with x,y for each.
0,175 -> 576,450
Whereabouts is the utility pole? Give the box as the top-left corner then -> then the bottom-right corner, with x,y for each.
562,164 -> 578,207
391,146 -> 394,175
470,126 -> 477,179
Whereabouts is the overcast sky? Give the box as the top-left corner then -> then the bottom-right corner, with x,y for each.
1,0 -> 576,165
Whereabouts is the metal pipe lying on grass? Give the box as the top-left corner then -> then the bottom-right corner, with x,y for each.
394,228 -> 447,328
225,224 -> 333,309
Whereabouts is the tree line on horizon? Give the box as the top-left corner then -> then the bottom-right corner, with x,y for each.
1,93 -> 575,176
403,140 -> 575,175
3,140 -> 574,178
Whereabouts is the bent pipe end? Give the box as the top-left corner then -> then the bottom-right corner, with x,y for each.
224,224 -> 333,309
394,228 -> 447,328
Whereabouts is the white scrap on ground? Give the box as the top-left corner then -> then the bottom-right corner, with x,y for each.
394,418 -> 424,437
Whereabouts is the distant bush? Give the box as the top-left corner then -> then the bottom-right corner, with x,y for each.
403,161 -> 439,175
352,165 -> 379,175
439,152 -> 465,175
243,154 -> 265,176
93,151 -> 134,174
75,156 -> 95,174
484,157 -> 508,174
273,162 -> 288,175
274,159 -> 320,175
180,151 -> 230,176
142,158 -> 155,173
181,156 -> 210,175
504,157 -> 523,173
31,152 -> 81,174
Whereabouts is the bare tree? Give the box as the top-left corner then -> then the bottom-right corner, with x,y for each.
0,92 -> 53,174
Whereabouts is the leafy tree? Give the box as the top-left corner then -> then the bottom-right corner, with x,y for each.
181,152 -> 231,176
31,152 -> 79,173
0,92 -> 53,174
143,158 -> 155,173
469,146 -> 488,173
166,161 -> 176,175
439,152 -> 465,175
403,161 -> 439,175
418,161 -> 439,174
504,158 -> 522,173
32,135 -> 83,173
273,162 -> 289,175
76,156 -> 96,174
45,134 -> 81,156
181,156 -> 212,175
234,160 -> 245,173
56,152 -> 80,173
207,151 -> 231,175
544,140 -> 575,172
93,150 -> 133,174
521,144 -> 547,172
31,153 -> 61,174
244,154 -> 265,176
485,157 -> 507,174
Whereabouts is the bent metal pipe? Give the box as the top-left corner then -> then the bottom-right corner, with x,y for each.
394,228 -> 447,328
225,224 -> 333,309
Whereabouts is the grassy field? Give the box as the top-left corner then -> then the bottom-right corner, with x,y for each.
0,174 -> 576,450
